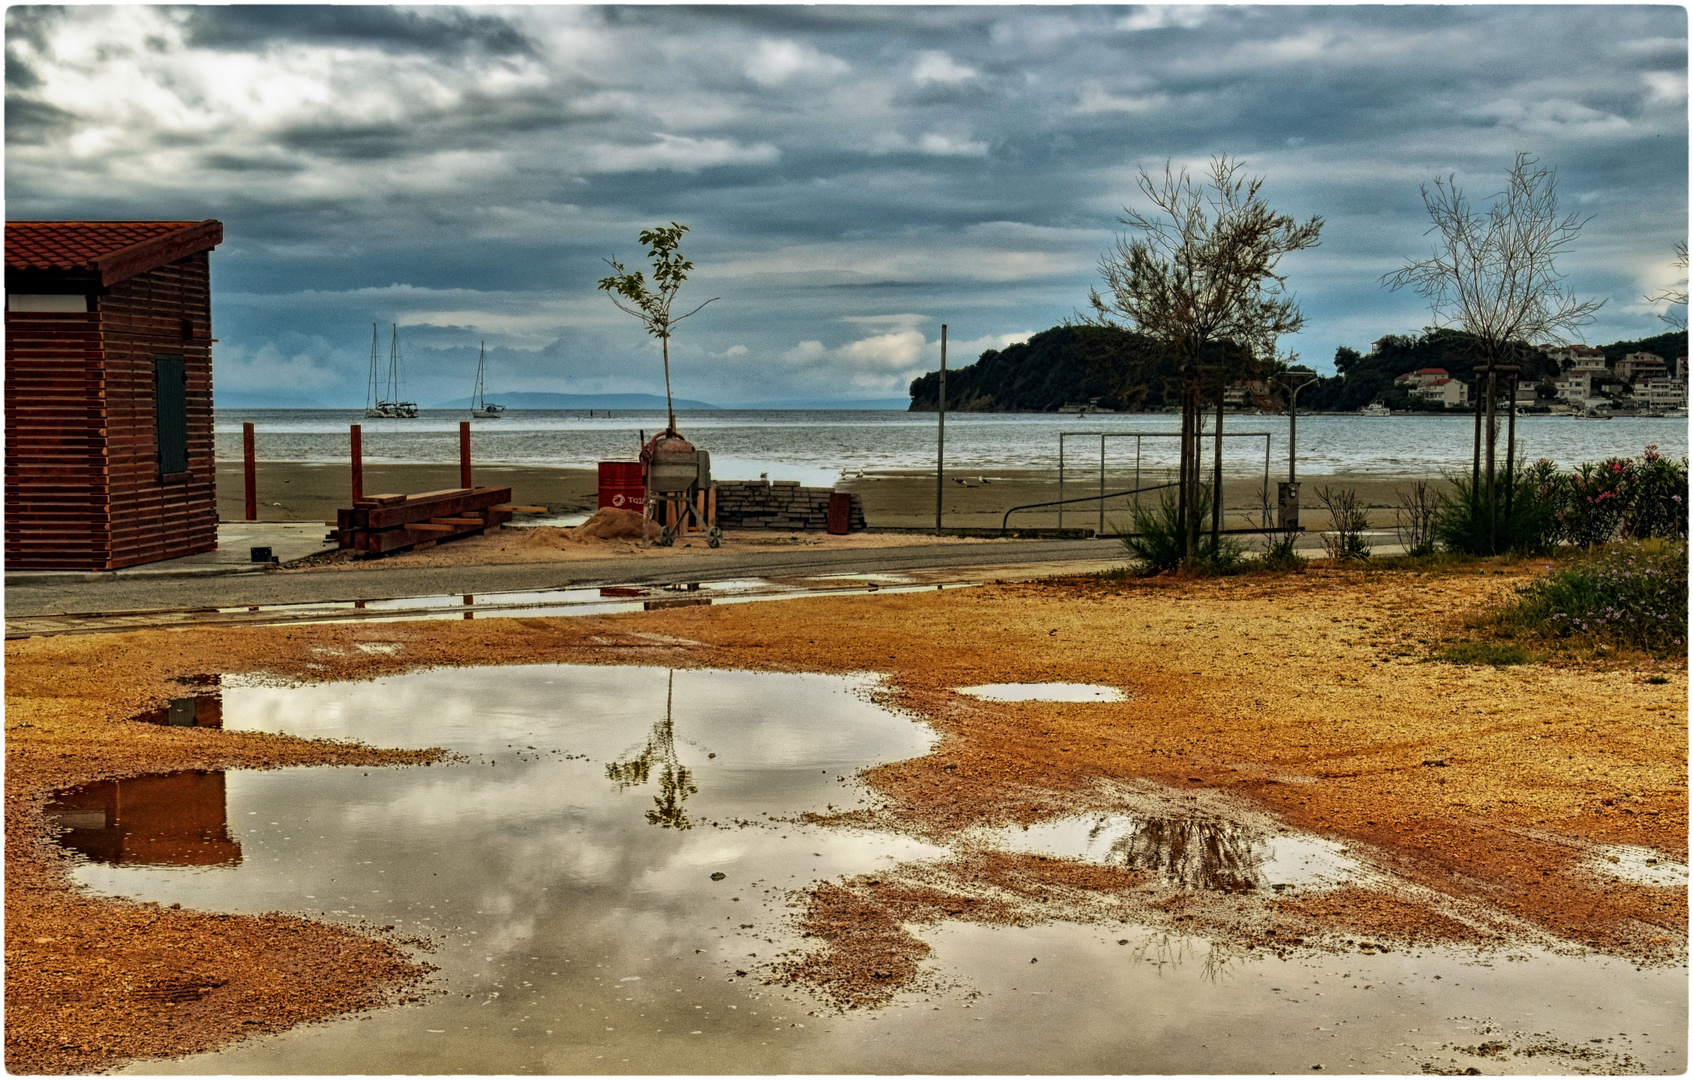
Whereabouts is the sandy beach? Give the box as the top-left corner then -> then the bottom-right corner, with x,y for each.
219,460 -> 1454,535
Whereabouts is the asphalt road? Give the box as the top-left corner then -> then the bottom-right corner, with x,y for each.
4,538 -> 1125,617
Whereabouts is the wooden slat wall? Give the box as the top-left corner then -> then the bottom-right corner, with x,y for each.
4,250 -> 217,570
98,252 -> 217,569
3,310 -> 111,568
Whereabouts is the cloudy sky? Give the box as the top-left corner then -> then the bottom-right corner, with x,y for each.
6,5 -> 1687,407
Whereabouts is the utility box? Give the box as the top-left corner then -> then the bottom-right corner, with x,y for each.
826,491 -> 852,535
1277,481 -> 1300,530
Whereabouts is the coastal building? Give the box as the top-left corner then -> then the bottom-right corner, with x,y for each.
4,219 -> 223,569
1393,367 -> 1450,387
1546,344 -> 1607,369
1617,351 -> 1667,383
1556,369 -> 1601,403
1637,376 -> 1689,411
1409,377 -> 1469,407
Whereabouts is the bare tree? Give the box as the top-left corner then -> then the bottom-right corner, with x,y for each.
1086,157 -> 1322,560
597,222 -> 718,434
1646,241 -> 1688,331
1383,154 -> 1603,551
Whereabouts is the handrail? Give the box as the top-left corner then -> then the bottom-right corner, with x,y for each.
1001,482 -> 1179,535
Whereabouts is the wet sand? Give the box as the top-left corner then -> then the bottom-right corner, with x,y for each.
6,560 -> 1684,1072
220,460 -> 1451,534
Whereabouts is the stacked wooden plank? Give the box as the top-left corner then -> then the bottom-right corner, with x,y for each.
333,486 -> 514,555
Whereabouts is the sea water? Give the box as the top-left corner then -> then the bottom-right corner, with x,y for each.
215,409 -> 1688,484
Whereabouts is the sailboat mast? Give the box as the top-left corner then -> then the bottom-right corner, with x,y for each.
476,341 -> 486,408
367,323 -> 380,409
388,324 -> 399,403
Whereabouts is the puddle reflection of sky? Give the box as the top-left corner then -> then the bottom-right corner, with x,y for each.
45,665 -> 1689,1075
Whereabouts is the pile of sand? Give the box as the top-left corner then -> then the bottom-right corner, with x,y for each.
568,507 -> 661,542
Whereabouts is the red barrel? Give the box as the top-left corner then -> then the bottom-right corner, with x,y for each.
598,461 -> 646,513
827,491 -> 852,535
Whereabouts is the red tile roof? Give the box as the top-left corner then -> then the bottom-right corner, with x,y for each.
6,220 -> 222,286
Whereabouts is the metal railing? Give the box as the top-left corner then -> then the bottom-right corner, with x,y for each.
1001,482 -> 1179,535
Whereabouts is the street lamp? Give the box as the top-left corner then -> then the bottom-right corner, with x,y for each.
1271,366 -> 1321,529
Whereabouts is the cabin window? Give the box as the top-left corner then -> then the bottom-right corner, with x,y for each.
154,355 -> 188,476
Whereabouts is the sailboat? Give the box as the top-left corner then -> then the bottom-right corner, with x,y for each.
471,341 -> 504,418
363,324 -> 390,418
363,323 -> 418,418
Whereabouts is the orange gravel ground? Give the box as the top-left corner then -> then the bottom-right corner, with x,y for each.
5,559 -> 1686,1070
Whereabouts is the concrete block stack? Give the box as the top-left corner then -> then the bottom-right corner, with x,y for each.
711,480 -> 866,531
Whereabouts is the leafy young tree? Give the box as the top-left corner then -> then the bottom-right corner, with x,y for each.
596,222 -> 718,433
1383,154 -> 1603,551
1085,156 -> 1322,559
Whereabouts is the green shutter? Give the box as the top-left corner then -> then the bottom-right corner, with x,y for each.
155,355 -> 188,475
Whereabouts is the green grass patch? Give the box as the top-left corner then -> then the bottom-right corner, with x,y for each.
1432,641 -> 1536,666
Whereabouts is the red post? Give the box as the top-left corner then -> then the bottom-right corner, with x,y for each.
460,420 -> 472,490
350,424 -> 363,504
242,422 -> 257,521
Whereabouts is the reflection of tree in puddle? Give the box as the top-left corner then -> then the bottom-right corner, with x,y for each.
605,671 -> 698,829
1127,931 -> 1239,983
1098,816 -> 1266,892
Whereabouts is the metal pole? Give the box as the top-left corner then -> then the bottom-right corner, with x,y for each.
1288,384 -> 1299,485
1262,433 -> 1270,529
242,421 -> 257,521
350,424 -> 363,504
1058,433 -> 1065,532
935,324 -> 946,534
1134,436 -> 1142,517
460,420 -> 472,490
1099,434 -> 1106,536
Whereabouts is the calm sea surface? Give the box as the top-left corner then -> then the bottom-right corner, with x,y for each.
217,409 -> 1689,485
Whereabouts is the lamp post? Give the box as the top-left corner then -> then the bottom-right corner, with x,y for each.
935,324 -> 947,535
1272,367 -> 1320,529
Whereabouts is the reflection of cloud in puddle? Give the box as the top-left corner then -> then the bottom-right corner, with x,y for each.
956,683 -> 1126,703
983,813 -> 1362,891
1583,844 -> 1689,887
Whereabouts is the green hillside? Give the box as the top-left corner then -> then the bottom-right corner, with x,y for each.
907,325 -> 1247,412
908,324 -> 1688,413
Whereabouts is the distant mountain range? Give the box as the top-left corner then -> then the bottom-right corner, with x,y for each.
430,392 -> 720,410
432,392 -> 910,410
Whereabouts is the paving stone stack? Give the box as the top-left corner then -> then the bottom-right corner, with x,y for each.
712,480 -> 866,531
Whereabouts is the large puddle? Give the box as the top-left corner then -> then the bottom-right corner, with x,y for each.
45,665 -> 1687,1074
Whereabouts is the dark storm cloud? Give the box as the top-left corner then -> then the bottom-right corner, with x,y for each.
179,5 -> 536,58
5,6 -> 1685,405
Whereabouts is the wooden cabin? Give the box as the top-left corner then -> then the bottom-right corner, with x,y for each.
5,220 -> 224,570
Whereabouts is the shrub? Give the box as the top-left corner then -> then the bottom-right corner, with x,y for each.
1560,447 -> 1688,546
1314,485 -> 1371,561
1434,462 -> 1563,556
1259,526 -> 1306,571
1394,480 -> 1440,557
1500,539 -> 1688,657
1121,487 -> 1243,574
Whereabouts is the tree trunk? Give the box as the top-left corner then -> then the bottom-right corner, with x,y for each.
1211,385 -> 1225,549
1484,364 -> 1498,553
1177,367 -> 1191,559
662,334 -> 676,433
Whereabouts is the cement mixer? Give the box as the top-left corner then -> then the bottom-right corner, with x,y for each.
640,430 -> 721,547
